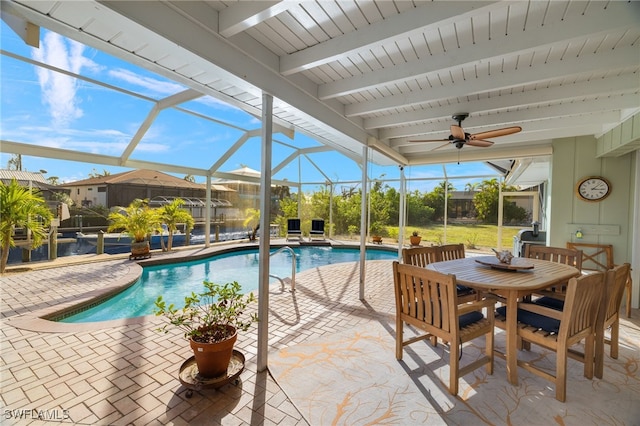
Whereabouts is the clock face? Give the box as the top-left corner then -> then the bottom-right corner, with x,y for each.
576,176 -> 611,201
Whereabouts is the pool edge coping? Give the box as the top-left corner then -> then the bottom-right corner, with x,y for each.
4,241 -> 399,333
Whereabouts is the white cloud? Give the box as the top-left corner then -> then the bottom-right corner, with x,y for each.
30,32 -> 95,128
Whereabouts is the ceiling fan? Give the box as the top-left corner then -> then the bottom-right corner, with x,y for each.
410,113 -> 522,150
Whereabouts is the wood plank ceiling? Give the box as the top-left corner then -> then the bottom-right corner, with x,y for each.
2,0 -> 639,178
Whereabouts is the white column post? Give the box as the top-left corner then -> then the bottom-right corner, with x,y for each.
359,145 -> 368,300
257,93 -> 273,372
205,176 -> 211,248
398,165 -> 406,261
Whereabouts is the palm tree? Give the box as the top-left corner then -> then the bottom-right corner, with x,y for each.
158,198 -> 194,251
107,199 -> 160,243
243,208 -> 260,241
0,179 -> 53,273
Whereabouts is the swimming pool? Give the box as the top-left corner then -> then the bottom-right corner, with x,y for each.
60,246 -> 397,323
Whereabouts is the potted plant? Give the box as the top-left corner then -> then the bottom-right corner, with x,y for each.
370,222 -> 384,244
154,280 -> 258,378
410,230 -> 422,246
107,199 -> 159,258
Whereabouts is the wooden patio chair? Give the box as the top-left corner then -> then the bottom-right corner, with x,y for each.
401,245 -> 439,267
436,244 -> 479,303
567,242 -> 633,318
496,271 -> 605,402
525,245 -> 582,303
595,263 -> 631,378
392,261 -> 495,395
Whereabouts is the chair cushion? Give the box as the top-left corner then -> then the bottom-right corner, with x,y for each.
533,296 -> 565,311
456,285 -> 475,296
496,306 -> 560,334
459,311 -> 484,328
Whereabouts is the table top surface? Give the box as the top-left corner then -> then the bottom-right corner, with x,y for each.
426,256 -> 580,291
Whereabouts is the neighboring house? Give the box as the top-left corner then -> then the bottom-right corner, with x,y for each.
0,169 -> 69,201
62,169 -> 234,220
214,166 -> 262,213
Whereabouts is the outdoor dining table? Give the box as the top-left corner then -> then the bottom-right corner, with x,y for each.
426,255 -> 580,385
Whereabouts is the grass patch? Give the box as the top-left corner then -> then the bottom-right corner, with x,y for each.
395,223 -> 521,251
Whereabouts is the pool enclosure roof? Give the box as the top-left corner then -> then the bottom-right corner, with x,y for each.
1,0 -> 639,186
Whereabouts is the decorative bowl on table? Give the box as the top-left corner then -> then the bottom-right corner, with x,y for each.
492,248 -> 514,264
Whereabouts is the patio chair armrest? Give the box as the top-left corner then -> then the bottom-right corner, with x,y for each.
518,302 -> 562,320
458,298 -> 495,315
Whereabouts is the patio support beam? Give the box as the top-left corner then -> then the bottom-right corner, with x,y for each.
398,166 -> 406,261
257,92 -> 273,372
359,145 -> 368,300
205,177 -> 211,248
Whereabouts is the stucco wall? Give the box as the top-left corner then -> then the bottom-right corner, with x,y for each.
549,135 -> 638,308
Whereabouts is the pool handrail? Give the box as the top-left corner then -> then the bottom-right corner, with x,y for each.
269,246 -> 296,291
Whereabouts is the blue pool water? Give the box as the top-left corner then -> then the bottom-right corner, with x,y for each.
61,246 -> 397,323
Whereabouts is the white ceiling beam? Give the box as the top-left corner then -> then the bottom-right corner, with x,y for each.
391,113 -> 621,148
348,46 -> 640,117
3,0 -> 348,154
120,89 -> 204,163
0,140 -> 207,175
382,103 -> 625,140
405,144 -> 554,166
219,1 -> 297,38
99,1 -> 371,151
120,105 -> 160,164
271,145 -> 332,176
208,131 -> 257,174
2,10 -> 39,47
365,74 -> 640,130
319,2 -> 638,99
280,1 -> 499,75
157,88 -> 203,109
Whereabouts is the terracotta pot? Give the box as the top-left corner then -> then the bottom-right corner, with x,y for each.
410,236 -> 422,245
130,241 -> 150,256
190,325 -> 237,378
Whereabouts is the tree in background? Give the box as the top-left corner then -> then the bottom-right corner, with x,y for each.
0,179 -> 53,273
6,154 -> 22,171
473,178 -> 527,224
424,181 -> 455,221
158,198 -> 194,250
183,174 -> 196,183
243,208 -> 261,241
88,169 -> 111,178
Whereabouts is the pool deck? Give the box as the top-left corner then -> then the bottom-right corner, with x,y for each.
0,239 -> 400,424
1,240 -> 638,425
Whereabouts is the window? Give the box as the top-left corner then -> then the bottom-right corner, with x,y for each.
98,187 -> 106,193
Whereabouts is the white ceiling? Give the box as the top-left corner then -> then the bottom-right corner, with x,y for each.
2,0 -> 639,181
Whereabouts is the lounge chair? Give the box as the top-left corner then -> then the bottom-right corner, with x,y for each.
286,218 -> 302,241
309,219 -> 325,240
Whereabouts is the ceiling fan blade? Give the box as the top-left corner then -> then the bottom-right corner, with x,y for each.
466,139 -> 494,147
451,125 -> 466,140
470,126 -> 522,140
432,141 -> 452,151
409,138 -> 449,143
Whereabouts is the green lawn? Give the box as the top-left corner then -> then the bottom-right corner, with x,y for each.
398,223 -> 521,251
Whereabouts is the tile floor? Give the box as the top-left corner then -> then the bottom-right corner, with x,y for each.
0,242 -> 398,425
1,242 -> 638,425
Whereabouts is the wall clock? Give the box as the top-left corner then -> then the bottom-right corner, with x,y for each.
576,176 -> 611,202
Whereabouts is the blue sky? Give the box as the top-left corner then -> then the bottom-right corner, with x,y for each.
1,22 -> 500,193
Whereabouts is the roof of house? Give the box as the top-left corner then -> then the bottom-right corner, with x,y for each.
0,169 -> 62,192
63,169 -> 233,191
